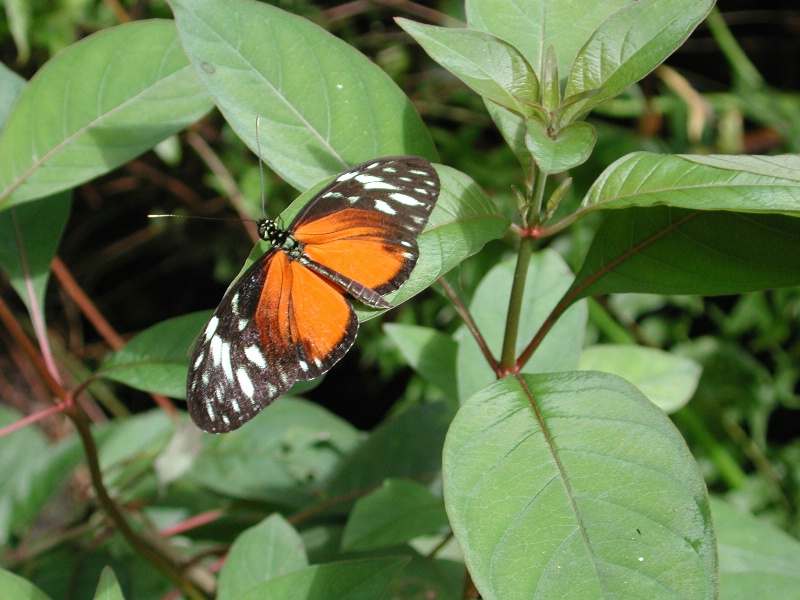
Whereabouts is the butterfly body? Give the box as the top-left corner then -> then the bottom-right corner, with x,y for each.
187,156 -> 440,433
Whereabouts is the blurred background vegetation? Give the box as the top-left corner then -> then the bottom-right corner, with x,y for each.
1,0 -> 799,541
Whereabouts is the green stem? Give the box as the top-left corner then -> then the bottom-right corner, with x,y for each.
67,404 -> 211,599
500,237 -> 535,370
705,7 -> 763,90
672,405 -> 748,490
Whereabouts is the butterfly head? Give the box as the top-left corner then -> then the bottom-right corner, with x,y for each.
258,218 -> 302,256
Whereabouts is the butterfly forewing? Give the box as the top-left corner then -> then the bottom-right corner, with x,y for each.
187,156 -> 440,433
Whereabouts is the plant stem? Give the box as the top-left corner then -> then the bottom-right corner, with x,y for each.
705,7 -> 763,90
67,404 -> 213,599
500,237 -> 534,370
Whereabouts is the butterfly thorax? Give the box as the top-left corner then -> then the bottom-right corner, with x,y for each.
258,218 -> 303,258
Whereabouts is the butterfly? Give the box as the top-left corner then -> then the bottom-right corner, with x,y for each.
186,156 -> 441,433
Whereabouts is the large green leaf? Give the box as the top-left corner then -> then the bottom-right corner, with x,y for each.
570,208 -> 800,298
456,250 -> 587,401
580,153 -> 800,214
396,20 -> 539,115
169,0 -> 436,191
0,20 -> 212,211
239,557 -> 407,600
712,497 -> 800,599
444,372 -> 717,599
189,398 -> 361,507
564,0 -> 714,116
218,514 -> 308,600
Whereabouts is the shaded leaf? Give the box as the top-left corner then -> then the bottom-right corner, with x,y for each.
444,372 -> 717,599
341,479 -> 449,551
99,312 -> 210,398
239,557 -> 407,600
218,514 -> 308,600
579,345 -> 702,413
571,208 -> 800,299
0,192 -> 70,330
0,62 -> 26,129
326,402 -> 456,502
384,324 -> 458,399
189,398 -> 361,507
712,497 -> 800,599
0,20 -> 212,210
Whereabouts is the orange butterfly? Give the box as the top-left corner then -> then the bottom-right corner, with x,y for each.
187,156 -> 440,433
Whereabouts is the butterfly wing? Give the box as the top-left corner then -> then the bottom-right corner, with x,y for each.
187,250 -> 357,433
187,156 -> 440,433
291,156 -> 440,301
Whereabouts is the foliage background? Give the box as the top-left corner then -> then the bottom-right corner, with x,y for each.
1,0 -> 800,598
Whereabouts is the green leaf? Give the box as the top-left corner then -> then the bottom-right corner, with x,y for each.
0,567 -> 51,600
326,402 -> 456,502
239,557 -> 407,600
712,497 -> 800,599
0,192 -> 71,331
444,372 -> 717,599
189,398 -> 361,507
456,250 -> 588,401
0,62 -> 26,129
525,119 -> 596,174
579,345 -> 702,413
383,324 -> 458,399
99,312 -> 211,398
466,0 -> 631,75
169,0 -> 436,191
92,567 -> 124,600
341,479 -> 449,551
0,20 -> 212,211
571,208 -> 800,298
2,0 -> 30,64
396,20 -> 539,115
581,153 -> 800,214
0,407 -> 83,546
218,514 -> 308,600
565,0 -> 714,116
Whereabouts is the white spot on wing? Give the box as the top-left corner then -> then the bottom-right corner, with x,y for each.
390,192 -> 424,206
204,317 -> 219,340
245,345 -> 266,368
236,368 -> 255,399
221,342 -> 234,381
374,199 -> 396,215
210,334 -> 223,366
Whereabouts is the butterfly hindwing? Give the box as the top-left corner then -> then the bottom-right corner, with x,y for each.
187,156 -> 440,433
187,250 -> 358,433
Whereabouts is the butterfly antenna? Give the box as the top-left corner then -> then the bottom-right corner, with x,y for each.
255,116 -> 267,219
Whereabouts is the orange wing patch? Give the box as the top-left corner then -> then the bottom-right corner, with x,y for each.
256,251 -> 357,379
295,209 -> 412,290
